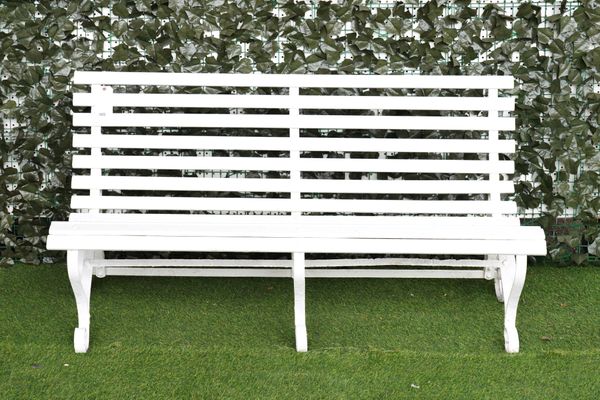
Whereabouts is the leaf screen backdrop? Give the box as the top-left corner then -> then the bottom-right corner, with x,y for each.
0,0 -> 599,264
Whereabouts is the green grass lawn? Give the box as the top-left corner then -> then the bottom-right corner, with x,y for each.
1,263 -> 599,399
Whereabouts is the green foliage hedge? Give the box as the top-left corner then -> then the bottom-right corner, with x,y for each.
1,0 -> 599,264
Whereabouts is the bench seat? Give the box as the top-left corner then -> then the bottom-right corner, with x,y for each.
48,219 -> 545,255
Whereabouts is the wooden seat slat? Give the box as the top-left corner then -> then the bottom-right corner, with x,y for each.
48,235 -> 546,256
49,221 -> 545,240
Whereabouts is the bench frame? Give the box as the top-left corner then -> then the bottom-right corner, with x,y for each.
47,72 -> 546,354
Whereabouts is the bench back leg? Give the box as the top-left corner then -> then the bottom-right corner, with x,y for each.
292,252 -> 308,352
486,255 -> 505,302
67,250 -> 94,353
500,255 -> 527,353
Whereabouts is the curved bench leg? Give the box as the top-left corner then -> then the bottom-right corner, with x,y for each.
67,250 -> 94,353
500,255 -> 527,353
494,273 -> 505,303
486,255 -> 504,302
292,252 -> 308,352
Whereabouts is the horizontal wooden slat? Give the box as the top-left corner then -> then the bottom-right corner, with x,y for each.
71,196 -> 518,214
71,176 -> 514,194
46,235 -> 546,255
73,155 -> 514,173
50,221 -> 545,240
72,135 -> 517,153
297,138 -> 516,153
73,155 -> 292,170
68,213 -> 521,227
87,257 -> 502,268
102,267 -> 291,278
73,113 -> 515,131
74,71 -> 515,89
73,93 -> 515,111
307,269 -> 486,279
73,134 -> 291,150
95,267 -> 486,279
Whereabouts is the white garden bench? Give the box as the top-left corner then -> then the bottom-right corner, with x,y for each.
47,71 -> 546,354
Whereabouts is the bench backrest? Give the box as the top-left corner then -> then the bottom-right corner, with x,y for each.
71,72 -> 516,217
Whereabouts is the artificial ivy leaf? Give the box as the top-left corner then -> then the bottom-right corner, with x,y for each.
537,28 -> 553,44
0,100 -> 16,111
339,59 -> 354,73
112,44 -> 130,61
154,46 -> 172,66
112,1 -> 129,18
384,18 -> 404,36
25,48 -> 43,63
112,20 -> 128,37
284,59 -> 305,74
492,25 -> 511,41
226,44 -> 242,60
168,0 -> 186,12
235,58 -> 253,73
548,39 -> 565,55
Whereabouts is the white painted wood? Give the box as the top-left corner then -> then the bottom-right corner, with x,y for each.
46,235 -> 548,255
495,274 -> 504,302
288,86 -> 301,220
292,252 -> 307,352
72,135 -> 516,153
96,267 -> 485,279
88,85 -> 112,214
488,88 -> 502,218
87,257 -> 501,268
73,92 -> 515,111
72,134 -> 291,151
67,214 -> 520,226
73,155 -> 515,174
501,255 -> 527,353
74,71 -> 514,89
486,255 -> 504,302
50,222 -> 545,240
67,250 -> 93,353
73,113 -> 515,131
71,175 -> 515,194
100,267 -> 291,278
70,196 -> 519,214
307,269 -> 484,279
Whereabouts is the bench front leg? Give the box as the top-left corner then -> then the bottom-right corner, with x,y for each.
67,250 -> 94,353
292,252 -> 308,352
500,255 -> 527,353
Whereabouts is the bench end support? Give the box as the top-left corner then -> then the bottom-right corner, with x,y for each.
501,255 -> 527,353
67,250 -> 95,353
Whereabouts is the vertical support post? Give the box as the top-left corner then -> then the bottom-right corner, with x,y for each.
488,88 -> 500,218
292,252 -> 308,352
487,88 -> 502,278
289,86 -> 300,216
88,85 -> 112,214
289,87 -> 307,351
